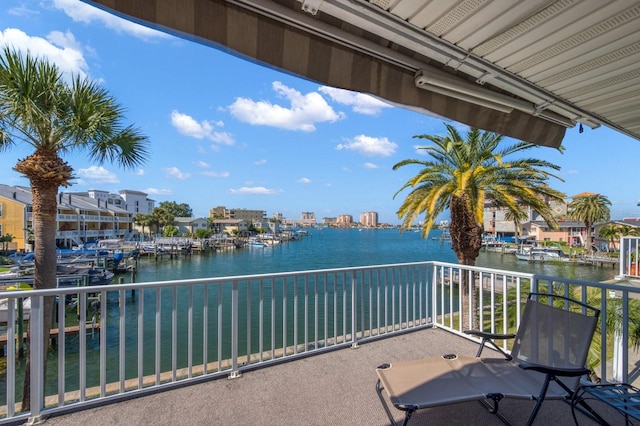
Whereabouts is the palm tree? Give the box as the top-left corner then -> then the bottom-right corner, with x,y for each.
0,47 -> 149,410
0,233 -> 13,255
394,124 -> 565,266
503,208 -> 529,245
133,213 -> 153,241
394,125 -> 565,329
567,194 -> 611,254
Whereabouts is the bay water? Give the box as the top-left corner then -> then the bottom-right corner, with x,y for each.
6,228 -> 616,401
125,228 -> 615,283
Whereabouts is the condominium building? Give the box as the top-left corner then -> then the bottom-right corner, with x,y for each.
336,215 -> 353,226
360,211 -> 378,227
209,206 -> 266,223
69,189 -> 155,217
0,184 -> 135,250
300,212 -> 316,227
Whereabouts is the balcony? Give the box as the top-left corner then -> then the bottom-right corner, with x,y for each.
620,236 -> 640,279
1,259 -> 639,425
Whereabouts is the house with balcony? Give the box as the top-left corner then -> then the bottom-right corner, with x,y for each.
521,220 -> 587,246
56,192 -> 134,246
0,185 -> 135,250
209,219 -> 248,236
174,217 -> 209,236
0,185 -> 33,251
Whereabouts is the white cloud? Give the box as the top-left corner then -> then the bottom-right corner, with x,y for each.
163,167 -> 191,180
254,159 -> 267,166
363,162 -> 379,169
319,86 -> 392,116
170,110 -> 235,145
145,188 -> 172,195
228,81 -> 345,131
0,28 -> 89,78
135,169 -> 145,176
228,186 -> 282,195
194,160 -> 210,168
76,165 -> 119,183
336,135 -> 398,156
202,171 -> 230,178
297,177 -> 311,184
52,0 -> 170,41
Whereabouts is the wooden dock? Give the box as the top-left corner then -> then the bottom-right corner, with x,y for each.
1,323 -> 100,356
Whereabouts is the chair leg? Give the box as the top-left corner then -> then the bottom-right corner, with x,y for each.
526,374 -> 552,426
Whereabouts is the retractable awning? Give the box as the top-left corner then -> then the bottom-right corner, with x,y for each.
83,0 -> 640,148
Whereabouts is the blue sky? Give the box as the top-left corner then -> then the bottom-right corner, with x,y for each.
1,0 -> 640,224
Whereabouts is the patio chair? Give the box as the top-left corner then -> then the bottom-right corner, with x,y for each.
375,293 -> 606,425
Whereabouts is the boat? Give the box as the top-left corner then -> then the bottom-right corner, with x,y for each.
247,239 -> 267,248
514,247 -> 569,262
0,297 -> 31,323
0,264 -> 114,287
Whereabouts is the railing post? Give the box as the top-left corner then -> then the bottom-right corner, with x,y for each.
28,295 -> 44,423
351,271 -> 358,349
229,280 -> 241,379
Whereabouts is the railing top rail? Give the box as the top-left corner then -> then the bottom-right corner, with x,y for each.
2,260 -> 639,298
0,261 -> 434,297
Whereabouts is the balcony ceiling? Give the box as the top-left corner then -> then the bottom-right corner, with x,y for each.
85,0 -> 640,148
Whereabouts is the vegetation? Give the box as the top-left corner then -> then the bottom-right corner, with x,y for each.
149,201 -> 193,234
133,213 -> 156,240
567,193 -> 611,254
489,284 -> 640,382
0,47 -> 149,410
393,124 -> 565,266
0,233 -> 14,254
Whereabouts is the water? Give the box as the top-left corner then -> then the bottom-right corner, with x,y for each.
123,228 -> 615,283
5,228 -> 617,402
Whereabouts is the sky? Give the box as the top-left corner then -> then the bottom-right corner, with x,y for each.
1,0 -> 640,225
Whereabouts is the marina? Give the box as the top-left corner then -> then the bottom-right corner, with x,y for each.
0,229 -> 636,423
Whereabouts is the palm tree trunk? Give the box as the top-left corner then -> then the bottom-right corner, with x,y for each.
449,195 -> 483,330
21,183 -> 58,412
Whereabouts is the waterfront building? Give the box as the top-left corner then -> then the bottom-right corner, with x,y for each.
336,215 -> 353,227
0,185 -> 32,251
359,211 -> 378,228
322,217 -> 337,225
300,211 -> 316,227
0,184 -> 135,250
210,206 -> 266,223
119,189 -> 155,215
70,189 -> 155,217
209,219 -> 248,236
174,217 -> 209,237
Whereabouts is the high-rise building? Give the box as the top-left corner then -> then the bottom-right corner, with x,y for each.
360,211 -> 378,227
336,215 -> 353,226
300,211 -> 316,226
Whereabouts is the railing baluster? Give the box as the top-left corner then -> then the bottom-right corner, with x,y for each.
4,258 -> 638,423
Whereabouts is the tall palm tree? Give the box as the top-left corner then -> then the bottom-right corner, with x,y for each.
394,125 -> 565,329
133,213 -> 153,241
394,124 -> 565,266
503,207 -> 529,245
0,47 -> 149,410
567,194 -> 611,254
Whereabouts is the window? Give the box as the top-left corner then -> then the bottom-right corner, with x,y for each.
0,203 -> 2,217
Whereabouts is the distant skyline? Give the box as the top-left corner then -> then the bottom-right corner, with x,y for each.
2,0 -> 640,224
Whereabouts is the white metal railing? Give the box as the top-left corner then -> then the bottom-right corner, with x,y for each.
1,261 -> 638,424
620,236 -> 640,278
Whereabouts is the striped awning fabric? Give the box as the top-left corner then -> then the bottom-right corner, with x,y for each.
84,0 -> 567,147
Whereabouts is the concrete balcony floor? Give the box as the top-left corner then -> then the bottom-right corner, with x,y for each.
43,328 -> 617,426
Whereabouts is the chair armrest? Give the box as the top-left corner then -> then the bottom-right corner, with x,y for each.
519,362 -> 590,377
464,330 -> 516,340
464,330 -> 516,359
